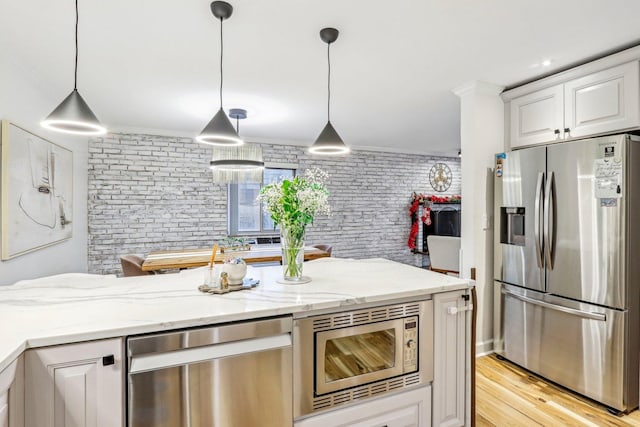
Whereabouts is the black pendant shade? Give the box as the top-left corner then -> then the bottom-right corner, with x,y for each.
310,121 -> 349,155
42,89 -> 106,135
309,27 -> 349,155
197,1 -> 243,147
197,107 -> 243,146
42,0 -> 106,136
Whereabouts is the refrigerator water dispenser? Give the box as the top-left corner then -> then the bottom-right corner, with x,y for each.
500,207 -> 525,246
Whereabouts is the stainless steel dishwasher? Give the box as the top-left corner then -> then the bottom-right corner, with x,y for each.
127,316 -> 292,426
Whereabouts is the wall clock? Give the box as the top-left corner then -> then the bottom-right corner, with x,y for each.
429,162 -> 452,192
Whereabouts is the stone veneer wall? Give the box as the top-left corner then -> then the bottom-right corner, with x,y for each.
88,133 -> 461,274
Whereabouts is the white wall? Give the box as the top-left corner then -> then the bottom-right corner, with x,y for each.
453,81 -> 504,355
0,58 -> 89,286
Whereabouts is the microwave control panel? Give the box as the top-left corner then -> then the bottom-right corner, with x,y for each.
403,316 -> 419,372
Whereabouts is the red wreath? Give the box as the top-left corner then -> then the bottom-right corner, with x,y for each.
407,193 -> 461,250
408,193 -> 428,250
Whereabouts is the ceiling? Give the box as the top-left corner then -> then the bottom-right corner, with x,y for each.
3,0 -> 640,155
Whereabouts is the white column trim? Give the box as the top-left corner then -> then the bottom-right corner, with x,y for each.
453,81 -> 505,98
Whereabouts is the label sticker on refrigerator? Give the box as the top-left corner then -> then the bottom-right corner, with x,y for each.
495,153 -> 506,178
604,146 -> 615,157
594,159 -> 622,198
600,198 -> 618,207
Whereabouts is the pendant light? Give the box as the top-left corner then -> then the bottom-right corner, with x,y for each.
41,0 -> 106,135
210,108 -> 264,183
196,1 -> 243,147
309,27 -> 349,155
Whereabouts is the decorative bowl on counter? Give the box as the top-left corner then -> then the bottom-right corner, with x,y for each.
221,258 -> 247,285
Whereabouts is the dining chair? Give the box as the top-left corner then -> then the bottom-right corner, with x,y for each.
120,255 -> 153,277
312,244 -> 333,256
426,235 -> 461,275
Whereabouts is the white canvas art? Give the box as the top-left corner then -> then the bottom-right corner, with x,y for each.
1,121 -> 73,259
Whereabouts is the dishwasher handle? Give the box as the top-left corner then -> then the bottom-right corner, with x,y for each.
128,316 -> 292,357
130,333 -> 292,374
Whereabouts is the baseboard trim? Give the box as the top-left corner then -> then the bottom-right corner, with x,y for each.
475,339 -> 494,357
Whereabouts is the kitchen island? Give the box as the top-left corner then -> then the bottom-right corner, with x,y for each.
0,258 -> 471,427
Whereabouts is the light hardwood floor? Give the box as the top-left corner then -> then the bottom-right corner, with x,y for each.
476,354 -> 640,426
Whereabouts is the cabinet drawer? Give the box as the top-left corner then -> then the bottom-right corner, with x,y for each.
294,386 -> 431,427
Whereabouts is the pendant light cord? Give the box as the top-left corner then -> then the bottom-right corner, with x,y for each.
327,43 -> 331,122
74,0 -> 79,90
219,17 -> 224,108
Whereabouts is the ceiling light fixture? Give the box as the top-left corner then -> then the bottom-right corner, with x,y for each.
309,28 -> 349,155
41,0 -> 106,136
196,1 -> 243,147
210,108 -> 264,183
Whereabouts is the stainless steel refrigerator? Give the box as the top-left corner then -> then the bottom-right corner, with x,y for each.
493,134 -> 640,412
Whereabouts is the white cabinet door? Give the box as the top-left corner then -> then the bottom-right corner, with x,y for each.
510,85 -> 564,148
294,386 -> 431,427
8,357 -> 24,427
565,61 -> 640,139
0,392 -> 8,427
0,357 -> 22,427
25,339 -> 123,427
432,291 -> 466,427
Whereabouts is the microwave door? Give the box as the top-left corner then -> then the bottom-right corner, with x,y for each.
496,146 -> 546,291
315,320 -> 405,396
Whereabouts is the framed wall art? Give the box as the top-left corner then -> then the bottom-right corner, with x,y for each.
1,120 -> 73,259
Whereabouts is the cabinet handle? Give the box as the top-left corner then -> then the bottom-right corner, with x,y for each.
554,129 -> 560,140
102,355 -> 115,366
447,305 -> 473,315
564,127 -> 570,138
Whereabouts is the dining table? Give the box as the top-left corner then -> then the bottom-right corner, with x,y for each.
141,244 -> 330,272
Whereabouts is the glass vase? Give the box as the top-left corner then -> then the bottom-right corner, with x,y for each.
279,224 -> 308,283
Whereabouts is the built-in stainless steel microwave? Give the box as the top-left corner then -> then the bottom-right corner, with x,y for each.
293,299 -> 433,418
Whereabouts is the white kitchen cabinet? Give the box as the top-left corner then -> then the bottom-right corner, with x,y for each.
432,290 -> 466,427
509,61 -> 640,148
510,85 -> 564,148
564,61 -> 640,139
8,357 -> 24,427
0,365 -> 11,427
0,363 -> 11,427
294,386 -> 431,427
0,356 -> 23,427
25,339 -> 124,427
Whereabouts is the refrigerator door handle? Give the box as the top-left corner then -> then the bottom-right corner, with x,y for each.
502,288 -> 606,321
544,171 -> 555,270
534,172 -> 544,268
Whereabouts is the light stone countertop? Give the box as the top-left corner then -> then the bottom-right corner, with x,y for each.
0,257 -> 469,373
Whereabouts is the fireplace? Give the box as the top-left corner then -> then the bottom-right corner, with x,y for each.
423,205 -> 461,252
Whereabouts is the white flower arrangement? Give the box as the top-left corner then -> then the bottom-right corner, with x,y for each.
257,167 -> 331,231
257,167 -> 331,279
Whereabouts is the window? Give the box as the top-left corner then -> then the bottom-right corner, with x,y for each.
228,167 -> 295,235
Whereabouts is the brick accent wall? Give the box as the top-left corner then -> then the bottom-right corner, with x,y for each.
88,133 -> 461,274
